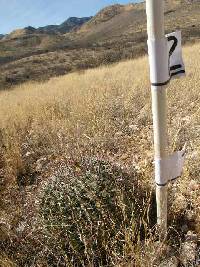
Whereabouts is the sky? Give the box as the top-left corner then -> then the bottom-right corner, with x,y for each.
0,0 -> 141,34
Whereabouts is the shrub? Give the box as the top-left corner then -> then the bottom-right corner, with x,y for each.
36,158 -> 151,266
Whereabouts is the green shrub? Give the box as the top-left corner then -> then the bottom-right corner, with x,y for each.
38,158 -> 150,266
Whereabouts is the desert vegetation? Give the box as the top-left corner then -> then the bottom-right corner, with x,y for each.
0,1 -> 199,89
0,42 -> 199,266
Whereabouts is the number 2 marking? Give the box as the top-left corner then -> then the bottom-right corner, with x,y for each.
167,35 -> 178,58
167,35 -> 185,76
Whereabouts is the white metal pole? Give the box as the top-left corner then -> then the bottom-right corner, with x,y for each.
146,0 -> 168,238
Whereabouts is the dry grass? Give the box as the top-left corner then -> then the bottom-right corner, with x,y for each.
0,42 -> 199,266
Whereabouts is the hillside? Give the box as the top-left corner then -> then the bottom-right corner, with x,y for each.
0,0 -> 199,89
0,42 -> 199,266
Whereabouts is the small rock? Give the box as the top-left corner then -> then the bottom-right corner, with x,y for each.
159,256 -> 179,267
180,231 -> 198,266
185,231 -> 198,242
189,180 -> 199,191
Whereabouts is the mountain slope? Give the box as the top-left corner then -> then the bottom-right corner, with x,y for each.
75,3 -> 146,45
0,0 -> 199,89
75,0 -> 199,45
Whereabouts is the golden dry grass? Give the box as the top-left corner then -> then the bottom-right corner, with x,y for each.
0,42 -> 199,266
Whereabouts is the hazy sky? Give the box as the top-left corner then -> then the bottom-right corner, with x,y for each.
0,0 -> 141,34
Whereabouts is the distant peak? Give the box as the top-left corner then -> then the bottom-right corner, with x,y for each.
61,16 -> 92,26
24,26 -> 36,31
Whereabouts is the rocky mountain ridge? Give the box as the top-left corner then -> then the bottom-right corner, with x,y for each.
2,16 -> 92,40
